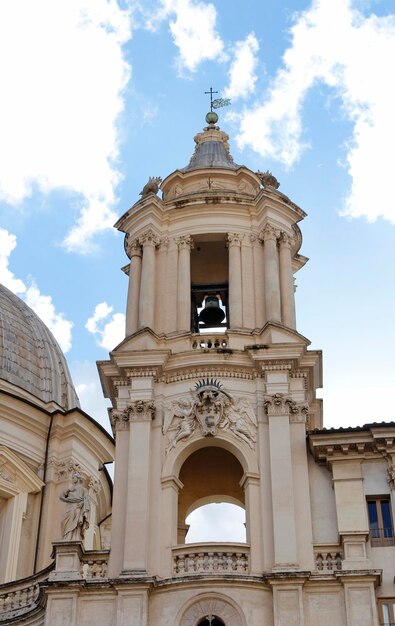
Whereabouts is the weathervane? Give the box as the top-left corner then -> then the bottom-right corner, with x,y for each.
204,86 -> 231,112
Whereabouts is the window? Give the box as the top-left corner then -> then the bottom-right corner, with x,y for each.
367,497 -> 395,546
198,617 -> 225,626
378,599 -> 395,625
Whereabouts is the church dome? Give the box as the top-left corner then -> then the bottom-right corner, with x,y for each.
180,121 -> 241,172
0,284 -> 80,410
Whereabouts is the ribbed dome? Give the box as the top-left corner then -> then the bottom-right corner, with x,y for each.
181,123 -> 240,172
0,284 -> 79,410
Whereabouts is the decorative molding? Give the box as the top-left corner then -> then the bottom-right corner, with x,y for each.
176,234 -> 194,250
164,380 -> 257,452
264,393 -> 309,423
227,232 -> 244,247
260,223 -> 280,243
279,231 -> 294,248
47,458 -> 101,494
160,368 -> 256,384
256,170 -> 280,189
139,229 -> 160,247
110,400 -> 156,430
0,462 -> 17,484
125,235 -> 141,257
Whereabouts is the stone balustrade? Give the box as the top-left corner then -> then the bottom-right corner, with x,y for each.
80,550 -> 109,579
0,564 -> 53,623
314,545 -> 343,572
172,543 -> 250,576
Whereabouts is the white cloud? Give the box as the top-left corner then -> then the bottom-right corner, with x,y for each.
158,0 -> 225,73
186,503 -> 246,543
236,0 -> 395,223
224,33 -> 259,100
0,228 -> 73,352
0,0 -> 132,253
86,301 -> 125,350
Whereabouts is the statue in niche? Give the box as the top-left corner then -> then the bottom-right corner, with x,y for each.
163,380 -> 257,452
59,471 -> 90,541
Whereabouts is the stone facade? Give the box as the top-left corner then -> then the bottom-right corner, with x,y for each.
1,117 -> 394,626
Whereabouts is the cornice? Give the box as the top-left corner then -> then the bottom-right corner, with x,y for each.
309,425 -> 395,466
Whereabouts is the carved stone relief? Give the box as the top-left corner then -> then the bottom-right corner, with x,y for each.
264,393 -> 309,424
163,379 -> 257,452
110,400 -> 156,431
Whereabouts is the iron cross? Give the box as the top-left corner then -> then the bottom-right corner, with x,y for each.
205,87 -> 218,112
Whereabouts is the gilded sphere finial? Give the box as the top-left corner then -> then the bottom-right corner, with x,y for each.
205,111 -> 218,125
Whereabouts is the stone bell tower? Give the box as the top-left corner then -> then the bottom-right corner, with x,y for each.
97,110 -> 323,625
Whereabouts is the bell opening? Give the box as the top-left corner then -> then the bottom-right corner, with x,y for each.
191,283 -> 228,333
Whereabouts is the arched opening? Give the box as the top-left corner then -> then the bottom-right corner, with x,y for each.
186,502 -> 245,543
178,446 -> 245,544
198,617 -> 225,626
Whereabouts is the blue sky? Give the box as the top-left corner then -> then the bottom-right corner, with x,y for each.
1,0 -> 395,440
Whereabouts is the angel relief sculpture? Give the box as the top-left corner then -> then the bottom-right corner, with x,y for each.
163,379 -> 257,452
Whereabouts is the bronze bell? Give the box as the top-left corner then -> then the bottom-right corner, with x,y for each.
198,296 -> 225,327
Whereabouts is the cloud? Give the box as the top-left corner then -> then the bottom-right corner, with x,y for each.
0,228 -> 73,352
86,301 -> 125,350
186,503 -> 246,543
224,33 -> 259,100
158,0 -> 225,73
0,0 -> 132,253
236,0 -> 395,223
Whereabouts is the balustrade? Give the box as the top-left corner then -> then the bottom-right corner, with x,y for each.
314,546 -> 343,572
172,543 -> 249,576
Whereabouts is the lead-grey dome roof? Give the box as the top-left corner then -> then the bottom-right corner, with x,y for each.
0,284 -> 80,410
181,123 -> 240,172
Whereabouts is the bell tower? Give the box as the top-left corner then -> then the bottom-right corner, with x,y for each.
98,110 -> 323,624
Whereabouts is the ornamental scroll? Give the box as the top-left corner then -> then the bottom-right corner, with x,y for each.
163,379 -> 257,452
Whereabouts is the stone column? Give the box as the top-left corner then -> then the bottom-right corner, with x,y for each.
107,410 -> 131,578
155,237 -> 169,334
251,234 -> 265,328
241,236 -> 255,329
165,238 -> 178,334
227,233 -> 243,329
122,401 -> 155,574
159,475 -> 183,578
266,393 -> 299,569
138,230 -> 159,330
125,238 -> 142,337
262,224 -> 281,323
176,235 -> 193,332
241,473 -> 263,574
279,232 -> 296,329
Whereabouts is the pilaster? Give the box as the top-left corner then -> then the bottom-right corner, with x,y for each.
125,237 -> 142,336
262,224 -> 281,323
176,235 -> 193,332
227,233 -> 243,329
279,231 -> 296,329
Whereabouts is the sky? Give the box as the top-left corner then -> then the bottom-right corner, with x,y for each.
1,0 -> 395,539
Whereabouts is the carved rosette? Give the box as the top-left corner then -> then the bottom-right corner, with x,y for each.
264,393 -> 309,424
176,235 -> 194,251
110,400 -> 156,431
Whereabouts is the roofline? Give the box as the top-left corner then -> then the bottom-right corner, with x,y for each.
0,388 -> 114,445
308,421 -> 395,437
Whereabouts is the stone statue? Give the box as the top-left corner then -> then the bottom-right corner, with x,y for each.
256,170 -> 280,189
139,176 -> 162,197
59,472 -> 90,541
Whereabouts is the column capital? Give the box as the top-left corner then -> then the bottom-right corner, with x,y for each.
157,236 -> 169,251
227,232 -> 244,247
260,223 -> 279,243
125,236 -> 142,258
110,400 -> 156,430
139,229 -> 160,247
176,234 -> 194,250
264,393 -> 309,422
279,231 -> 294,249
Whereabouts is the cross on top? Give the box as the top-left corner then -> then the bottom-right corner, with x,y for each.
204,87 -> 218,112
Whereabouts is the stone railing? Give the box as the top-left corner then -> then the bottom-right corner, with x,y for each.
172,543 -> 250,576
314,545 -> 343,572
0,563 -> 53,623
80,550 -> 109,579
